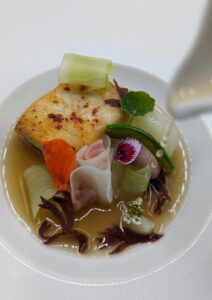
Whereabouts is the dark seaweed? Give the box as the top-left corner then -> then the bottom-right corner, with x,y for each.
113,79 -> 128,97
38,191 -> 88,253
97,225 -> 163,254
147,170 -> 171,214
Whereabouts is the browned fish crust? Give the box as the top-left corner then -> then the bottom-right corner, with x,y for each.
15,82 -> 127,151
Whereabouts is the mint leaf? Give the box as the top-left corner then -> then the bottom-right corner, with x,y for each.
121,91 -> 155,116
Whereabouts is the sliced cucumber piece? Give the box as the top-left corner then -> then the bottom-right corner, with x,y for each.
122,165 -> 151,196
59,53 -> 112,89
22,165 -> 56,218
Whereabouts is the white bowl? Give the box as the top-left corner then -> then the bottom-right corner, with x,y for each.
0,64 -> 211,285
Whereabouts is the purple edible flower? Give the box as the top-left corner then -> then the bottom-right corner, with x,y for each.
114,138 -> 141,164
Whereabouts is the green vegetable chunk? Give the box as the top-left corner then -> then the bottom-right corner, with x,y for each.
122,165 -> 151,196
107,124 -> 175,172
59,53 -> 112,89
121,91 -> 155,117
22,165 -> 57,218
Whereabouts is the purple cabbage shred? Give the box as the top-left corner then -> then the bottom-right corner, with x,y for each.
113,79 -> 128,97
104,99 -> 121,107
147,170 -> 171,214
38,190 -> 88,253
97,225 -> 163,254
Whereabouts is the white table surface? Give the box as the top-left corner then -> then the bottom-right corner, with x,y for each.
0,0 -> 211,299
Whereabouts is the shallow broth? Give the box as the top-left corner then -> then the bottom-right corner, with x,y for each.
2,131 -> 190,255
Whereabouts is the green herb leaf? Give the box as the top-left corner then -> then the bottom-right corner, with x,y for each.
121,91 -> 155,117
128,204 -> 142,217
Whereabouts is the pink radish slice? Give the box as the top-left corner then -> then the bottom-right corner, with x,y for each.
71,135 -> 113,210
135,145 -> 161,179
85,139 -> 106,160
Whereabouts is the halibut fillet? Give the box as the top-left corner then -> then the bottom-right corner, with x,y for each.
15,83 -> 127,151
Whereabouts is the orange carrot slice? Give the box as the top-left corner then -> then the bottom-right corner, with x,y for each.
43,139 -> 76,190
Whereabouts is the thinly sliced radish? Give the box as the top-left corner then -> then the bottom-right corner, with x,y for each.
131,106 -> 179,156
126,216 -> 155,234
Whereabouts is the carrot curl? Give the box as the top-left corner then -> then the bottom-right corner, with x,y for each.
43,139 -> 76,190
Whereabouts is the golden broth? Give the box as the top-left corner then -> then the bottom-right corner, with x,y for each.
2,132 -> 190,255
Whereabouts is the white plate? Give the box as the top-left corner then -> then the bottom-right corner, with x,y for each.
0,63 -> 211,286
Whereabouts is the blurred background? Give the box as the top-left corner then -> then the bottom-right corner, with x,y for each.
0,0 -> 207,97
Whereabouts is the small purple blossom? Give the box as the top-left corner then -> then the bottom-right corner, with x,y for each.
114,138 -> 141,164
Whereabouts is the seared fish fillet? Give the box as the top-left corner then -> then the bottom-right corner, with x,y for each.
15,83 -> 127,151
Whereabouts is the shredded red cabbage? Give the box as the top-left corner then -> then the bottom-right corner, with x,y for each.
73,230 -> 88,253
97,225 -> 163,254
38,220 -> 52,240
113,79 -> 128,97
104,99 -> 121,107
147,170 -> 171,214
38,191 -> 88,253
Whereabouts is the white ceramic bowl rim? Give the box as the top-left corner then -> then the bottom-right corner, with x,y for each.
0,64 -> 212,286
